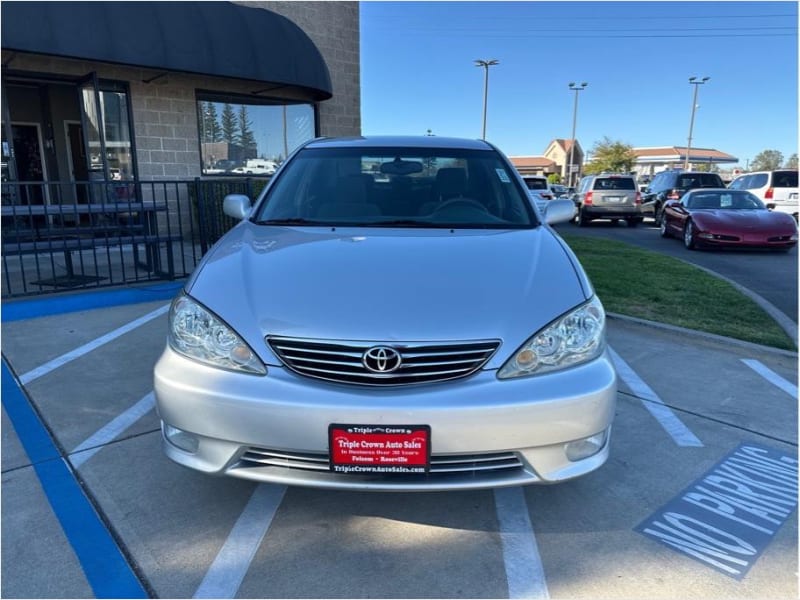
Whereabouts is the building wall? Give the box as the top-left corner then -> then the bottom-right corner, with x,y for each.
2,2 -> 360,180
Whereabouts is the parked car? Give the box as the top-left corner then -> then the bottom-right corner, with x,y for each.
641,170 -> 724,224
154,136 -> 617,491
550,184 -> 569,198
204,159 -> 243,175
728,170 -> 798,220
572,173 -> 643,227
660,188 -> 798,251
522,175 -> 554,200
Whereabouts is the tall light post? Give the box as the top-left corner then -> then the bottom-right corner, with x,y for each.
684,76 -> 709,171
568,82 -> 587,187
475,59 -> 499,139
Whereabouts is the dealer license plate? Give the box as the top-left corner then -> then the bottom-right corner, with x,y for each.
329,424 -> 431,474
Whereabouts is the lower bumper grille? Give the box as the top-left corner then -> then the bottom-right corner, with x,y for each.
239,447 -> 524,476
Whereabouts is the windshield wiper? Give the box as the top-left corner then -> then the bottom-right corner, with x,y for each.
256,218 -> 323,226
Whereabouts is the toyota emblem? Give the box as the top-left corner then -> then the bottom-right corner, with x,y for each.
362,346 -> 402,373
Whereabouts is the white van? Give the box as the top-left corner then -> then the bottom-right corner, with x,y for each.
232,160 -> 278,175
728,170 -> 798,219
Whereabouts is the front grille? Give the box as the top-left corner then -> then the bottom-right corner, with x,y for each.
268,336 -> 500,386
768,235 -> 794,242
239,447 -> 524,475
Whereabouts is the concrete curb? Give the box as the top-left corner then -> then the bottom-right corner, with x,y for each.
607,312 -> 798,358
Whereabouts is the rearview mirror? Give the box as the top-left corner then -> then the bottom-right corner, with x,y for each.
380,158 -> 423,176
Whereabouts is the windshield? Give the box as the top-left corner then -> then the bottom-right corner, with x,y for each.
677,174 -> 723,189
524,179 -> 548,190
686,191 -> 766,210
254,147 -> 536,228
593,177 -> 635,190
773,171 -> 798,188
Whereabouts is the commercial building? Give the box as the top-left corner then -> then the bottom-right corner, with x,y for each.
1,1 -> 360,185
1,1 -> 361,297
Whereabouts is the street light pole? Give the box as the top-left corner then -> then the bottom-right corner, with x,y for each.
475,59 -> 499,140
568,82 -> 587,188
684,76 -> 709,171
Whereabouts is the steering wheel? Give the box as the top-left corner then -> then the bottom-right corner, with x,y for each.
434,197 -> 488,213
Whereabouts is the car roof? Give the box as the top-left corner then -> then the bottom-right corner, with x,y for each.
304,136 -> 494,150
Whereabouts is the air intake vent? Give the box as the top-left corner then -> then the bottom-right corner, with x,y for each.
240,447 -> 524,475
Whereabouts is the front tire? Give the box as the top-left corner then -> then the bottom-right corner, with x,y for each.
659,217 -> 670,237
683,220 -> 697,250
653,202 -> 663,225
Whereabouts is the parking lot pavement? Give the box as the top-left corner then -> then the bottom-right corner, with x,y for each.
1,290 -> 797,599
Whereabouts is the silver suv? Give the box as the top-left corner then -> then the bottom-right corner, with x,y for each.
573,173 -> 643,227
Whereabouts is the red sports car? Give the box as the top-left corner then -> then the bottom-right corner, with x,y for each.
660,189 -> 798,251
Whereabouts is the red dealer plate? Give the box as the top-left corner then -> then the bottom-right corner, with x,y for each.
329,424 -> 431,474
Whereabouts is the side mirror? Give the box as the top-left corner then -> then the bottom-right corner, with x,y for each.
544,199 -> 576,225
223,194 -> 252,220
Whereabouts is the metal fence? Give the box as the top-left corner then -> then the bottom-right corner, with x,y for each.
1,177 -> 269,297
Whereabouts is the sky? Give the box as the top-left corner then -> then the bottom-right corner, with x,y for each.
359,1 -> 799,168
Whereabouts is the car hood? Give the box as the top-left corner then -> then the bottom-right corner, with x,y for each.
692,209 -> 798,232
187,223 -> 589,368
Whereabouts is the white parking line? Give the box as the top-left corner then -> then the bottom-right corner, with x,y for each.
194,484 -> 287,599
69,392 -> 156,469
741,359 -> 798,398
19,304 -> 170,385
494,486 -> 549,600
608,347 -> 704,447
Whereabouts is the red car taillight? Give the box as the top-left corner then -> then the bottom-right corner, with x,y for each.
635,191 -> 642,205
584,191 -> 593,205
667,189 -> 681,200
765,187 -> 774,200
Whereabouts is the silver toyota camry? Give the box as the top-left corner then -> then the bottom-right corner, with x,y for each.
154,136 -> 617,491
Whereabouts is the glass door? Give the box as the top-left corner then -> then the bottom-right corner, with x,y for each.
78,72 -> 109,184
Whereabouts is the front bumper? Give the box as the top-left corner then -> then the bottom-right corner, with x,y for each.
695,232 -> 797,249
154,345 -> 618,491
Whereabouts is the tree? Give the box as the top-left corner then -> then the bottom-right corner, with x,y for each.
237,105 -> 257,156
582,137 -> 637,174
785,153 -> 798,169
221,103 -> 237,145
201,102 -> 222,143
750,149 -> 784,171
547,173 -> 561,184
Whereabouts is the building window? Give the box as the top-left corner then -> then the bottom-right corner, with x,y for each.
196,93 -> 316,176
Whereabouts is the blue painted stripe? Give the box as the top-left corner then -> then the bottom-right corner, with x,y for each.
2,360 -> 148,598
2,282 -> 183,323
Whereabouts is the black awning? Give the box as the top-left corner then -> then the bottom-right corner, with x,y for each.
1,1 -> 333,101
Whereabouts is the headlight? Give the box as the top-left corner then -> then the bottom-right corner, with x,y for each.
498,296 -> 605,379
168,294 -> 266,375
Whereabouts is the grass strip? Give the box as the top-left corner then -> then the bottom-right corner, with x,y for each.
560,234 -> 795,350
